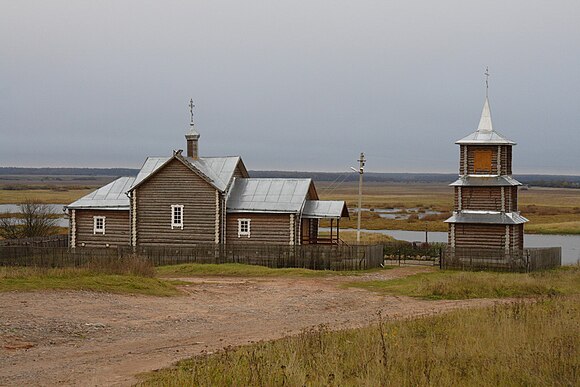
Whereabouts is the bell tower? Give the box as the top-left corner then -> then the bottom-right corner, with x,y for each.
445,70 -> 528,253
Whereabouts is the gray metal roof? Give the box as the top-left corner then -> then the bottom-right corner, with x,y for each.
302,200 -> 349,219
445,210 -> 528,225
226,178 -> 312,213
131,157 -> 169,189
190,156 -> 242,192
450,175 -> 522,187
66,177 -> 135,210
456,97 -> 516,145
130,155 -> 242,192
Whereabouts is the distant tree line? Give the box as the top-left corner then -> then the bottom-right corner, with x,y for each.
0,168 -> 578,188
0,167 -> 139,176
250,171 -> 580,188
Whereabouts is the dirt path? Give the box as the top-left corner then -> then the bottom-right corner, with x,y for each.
0,267 -> 506,386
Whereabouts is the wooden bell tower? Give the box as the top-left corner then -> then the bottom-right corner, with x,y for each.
445,79 -> 528,253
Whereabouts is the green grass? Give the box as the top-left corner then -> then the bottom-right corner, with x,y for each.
157,263 -> 386,278
137,295 -> 579,386
0,267 -> 180,296
526,220 -> 580,235
347,266 -> 580,299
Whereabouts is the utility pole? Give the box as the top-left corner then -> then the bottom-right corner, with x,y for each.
351,152 -> 365,243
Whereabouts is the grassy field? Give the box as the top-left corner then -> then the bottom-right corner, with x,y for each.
0,188 -> 93,205
138,295 -> 579,386
319,182 -> 580,234
157,262 -> 384,278
0,266 -> 181,296
0,262 -> 385,294
347,266 -> 580,299
322,230 -> 396,244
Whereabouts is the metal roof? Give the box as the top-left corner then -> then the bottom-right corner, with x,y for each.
456,97 -> 516,145
226,178 -> 312,213
130,155 -> 242,192
66,177 -> 135,210
302,200 -> 349,219
189,156 -> 242,192
450,175 -> 522,187
445,211 -> 528,225
131,157 -> 169,189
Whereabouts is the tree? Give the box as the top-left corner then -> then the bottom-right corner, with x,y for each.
0,200 -> 59,239
0,215 -> 20,239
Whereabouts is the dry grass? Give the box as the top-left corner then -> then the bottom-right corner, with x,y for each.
0,188 -> 92,204
347,266 -> 580,299
137,295 -> 579,386
157,263 -> 384,278
0,266 -> 179,296
320,230 -> 396,244
0,255 -> 180,295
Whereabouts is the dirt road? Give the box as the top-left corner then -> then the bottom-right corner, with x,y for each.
0,267 -> 504,386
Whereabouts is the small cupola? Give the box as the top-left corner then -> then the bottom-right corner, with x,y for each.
185,98 -> 200,159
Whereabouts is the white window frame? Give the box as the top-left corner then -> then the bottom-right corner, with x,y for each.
171,205 -> 184,229
238,218 -> 251,238
93,216 -> 106,235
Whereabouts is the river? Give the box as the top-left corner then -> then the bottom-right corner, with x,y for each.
0,204 -> 68,227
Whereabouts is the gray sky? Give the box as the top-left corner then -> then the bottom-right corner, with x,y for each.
1,0 -> 579,174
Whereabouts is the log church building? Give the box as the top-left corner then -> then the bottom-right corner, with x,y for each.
66,102 -> 348,248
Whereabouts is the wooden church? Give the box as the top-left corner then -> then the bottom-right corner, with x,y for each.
65,101 -> 349,248
445,90 -> 528,253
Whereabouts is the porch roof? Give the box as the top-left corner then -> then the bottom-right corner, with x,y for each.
226,178 -> 313,213
302,200 -> 349,219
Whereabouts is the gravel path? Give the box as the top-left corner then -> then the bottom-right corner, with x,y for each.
0,267 -> 505,386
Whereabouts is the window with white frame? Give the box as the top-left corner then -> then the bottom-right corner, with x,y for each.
93,216 -> 105,235
238,218 -> 251,238
171,205 -> 184,229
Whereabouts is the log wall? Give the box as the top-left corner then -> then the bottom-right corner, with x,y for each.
459,145 -> 513,175
453,223 -> 506,249
136,159 -> 218,246
226,213 -> 291,245
301,218 -> 319,244
451,223 -> 523,251
75,209 -> 130,248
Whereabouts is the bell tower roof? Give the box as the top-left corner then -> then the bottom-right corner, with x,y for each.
476,97 -> 493,132
456,70 -> 515,145
455,96 -> 515,145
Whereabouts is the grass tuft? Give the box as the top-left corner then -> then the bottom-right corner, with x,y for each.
0,266 -> 180,296
347,266 -> 580,299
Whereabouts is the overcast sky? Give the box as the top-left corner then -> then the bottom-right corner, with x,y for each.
1,0 -> 579,174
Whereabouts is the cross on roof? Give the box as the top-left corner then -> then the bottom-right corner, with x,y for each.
484,66 -> 490,97
189,98 -> 195,125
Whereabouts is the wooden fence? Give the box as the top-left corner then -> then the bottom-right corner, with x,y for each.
0,243 -> 384,271
0,234 -> 69,247
383,242 -> 444,266
441,247 -> 561,272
